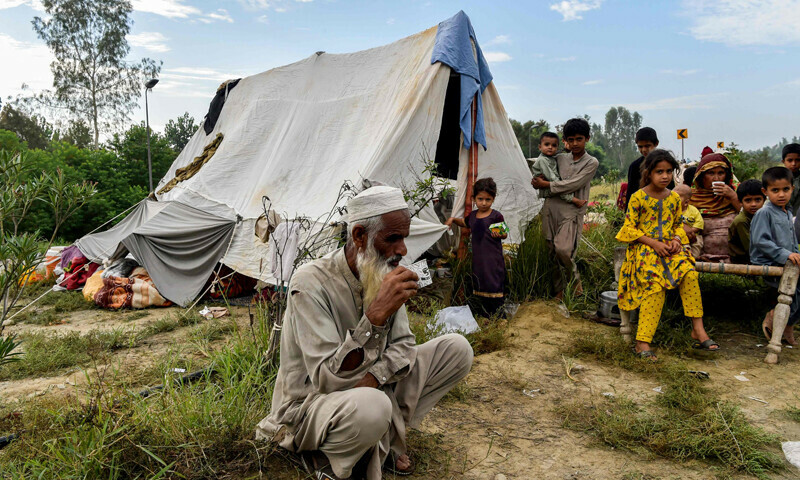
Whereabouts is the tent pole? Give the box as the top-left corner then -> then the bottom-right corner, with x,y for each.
458,94 -> 478,259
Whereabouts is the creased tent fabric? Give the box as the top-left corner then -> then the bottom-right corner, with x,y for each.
152,13 -> 539,286
120,202 -> 235,307
431,10 -> 492,149
76,199 -> 169,263
77,200 -> 236,307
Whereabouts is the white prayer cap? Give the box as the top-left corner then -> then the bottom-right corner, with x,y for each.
346,186 -> 408,224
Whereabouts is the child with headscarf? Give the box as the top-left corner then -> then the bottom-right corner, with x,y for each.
689,153 -> 741,262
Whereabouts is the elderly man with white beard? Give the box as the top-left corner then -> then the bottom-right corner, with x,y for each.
256,186 -> 474,480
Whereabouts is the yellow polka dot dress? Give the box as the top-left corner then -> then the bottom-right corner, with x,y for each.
616,190 -> 703,342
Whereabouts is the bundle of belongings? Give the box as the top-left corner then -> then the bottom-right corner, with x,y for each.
86,267 -> 172,309
59,245 -> 101,291
81,257 -> 172,309
37,247 -> 171,310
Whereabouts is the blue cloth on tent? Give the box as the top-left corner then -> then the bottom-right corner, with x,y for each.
431,10 -> 493,150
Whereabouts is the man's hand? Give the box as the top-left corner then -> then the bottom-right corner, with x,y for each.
789,253 -> 800,266
365,267 -> 418,326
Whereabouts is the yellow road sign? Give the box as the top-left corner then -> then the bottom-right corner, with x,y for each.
677,129 -> 688,139
717,141 -> 725,149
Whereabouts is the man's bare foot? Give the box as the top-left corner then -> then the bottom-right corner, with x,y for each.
395,454 -> 412,472
554,290 -> 564,301
783,325 -> 798,346
574,280 -> 584,296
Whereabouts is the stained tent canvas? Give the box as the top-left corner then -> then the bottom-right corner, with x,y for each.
77,11 -> 540,306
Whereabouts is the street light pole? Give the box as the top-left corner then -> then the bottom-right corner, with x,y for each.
525,123 -> 534,159
144,78 -> 159,192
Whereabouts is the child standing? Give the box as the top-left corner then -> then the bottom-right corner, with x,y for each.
673,184 -> 704,258
446,178 -> 508,318
781,143 -> 800,214
751,167 -> 800,345
530,132 -> 587,208
728,180 -> 765,264
617,149 -> 719,360
531,118 -> 598,298
625,127 -> 673,210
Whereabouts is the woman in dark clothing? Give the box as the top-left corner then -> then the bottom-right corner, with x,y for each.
446,178 -> 508,318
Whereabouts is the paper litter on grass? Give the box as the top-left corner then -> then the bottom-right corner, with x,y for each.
782,442 -> 800,469
734,375 -> 750,382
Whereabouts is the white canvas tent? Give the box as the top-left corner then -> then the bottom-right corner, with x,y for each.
77,11 -> 540,306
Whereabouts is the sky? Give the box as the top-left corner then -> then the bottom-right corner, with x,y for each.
1,0 -> 800,158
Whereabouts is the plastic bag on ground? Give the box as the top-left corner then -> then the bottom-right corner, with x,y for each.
782,442 -> 800,469
433,305 -> 480,335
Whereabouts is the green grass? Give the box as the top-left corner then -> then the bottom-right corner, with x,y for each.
0,311 -> 213,380
19,309 -> 60,326
52,291 -> 94,313
559,330 -> 784,479
0,310 -> 277,479
786,402 -> 800,423
0,329 -> 137,379
506,217 -> 556,302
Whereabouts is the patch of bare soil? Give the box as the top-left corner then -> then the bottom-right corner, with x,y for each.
415,302 -> 800,479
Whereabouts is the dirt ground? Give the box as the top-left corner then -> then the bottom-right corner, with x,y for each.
3,300 -> 800,479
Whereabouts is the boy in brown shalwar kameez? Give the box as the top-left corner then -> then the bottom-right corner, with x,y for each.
531,118 -> 599,298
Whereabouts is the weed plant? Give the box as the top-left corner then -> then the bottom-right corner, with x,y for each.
506,217 -> 555,302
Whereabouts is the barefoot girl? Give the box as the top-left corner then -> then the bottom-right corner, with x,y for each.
446,178 -> 507,318
617,149 -> 719,360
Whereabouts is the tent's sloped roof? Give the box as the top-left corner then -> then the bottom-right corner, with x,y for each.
148,12 -> 538,283
156,25 -> 447,221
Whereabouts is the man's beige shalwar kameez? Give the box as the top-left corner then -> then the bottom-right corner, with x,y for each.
541,152 -> 599,293
256,248 -> 473,479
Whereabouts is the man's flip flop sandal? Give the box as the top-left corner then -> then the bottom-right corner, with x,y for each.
692,339 -> 720,351
384,451 -> 415,476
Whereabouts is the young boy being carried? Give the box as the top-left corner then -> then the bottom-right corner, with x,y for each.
673,185 -> 704,258
625,127 -> 673,210
530,132 -> 587,208
751,167 -> 800,346
782,143 -> 800,214
728,179 -> 765,264
531,118 -> 598,298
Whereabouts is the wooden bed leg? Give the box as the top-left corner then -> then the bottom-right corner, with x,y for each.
620,310 -> 632,344
765,263 -> 799,364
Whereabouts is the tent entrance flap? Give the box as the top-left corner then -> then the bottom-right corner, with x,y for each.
120,202 -> 236,307
434,70 -> 461,181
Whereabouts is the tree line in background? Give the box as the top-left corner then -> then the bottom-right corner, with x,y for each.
510,106 -> 799,184
0,105 -> 196,241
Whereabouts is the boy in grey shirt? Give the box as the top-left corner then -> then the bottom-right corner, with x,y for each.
751,166 -> 800,345
530,132 -> 587,208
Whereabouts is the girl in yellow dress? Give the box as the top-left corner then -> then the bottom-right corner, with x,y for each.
617,149 -> 719,360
